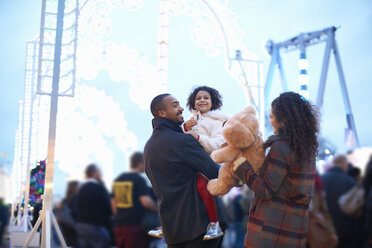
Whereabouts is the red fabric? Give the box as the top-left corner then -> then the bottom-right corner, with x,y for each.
114,225 -> 147,248
183,123 -> 189,132
314,172 -> 323,193
197,174 -> 218,222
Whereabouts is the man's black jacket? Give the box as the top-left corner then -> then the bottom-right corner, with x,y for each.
322,166 -> 356,239
144,117 -> 224,245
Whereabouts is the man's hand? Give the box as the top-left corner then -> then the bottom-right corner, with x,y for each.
187,130 -> 199,140
184,118 -> 198,131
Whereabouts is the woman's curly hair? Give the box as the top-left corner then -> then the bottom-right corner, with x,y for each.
186,86 -> 223,112
271,91 -> 319,162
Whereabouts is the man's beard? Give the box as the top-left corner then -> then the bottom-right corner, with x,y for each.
176,112 -> 184,125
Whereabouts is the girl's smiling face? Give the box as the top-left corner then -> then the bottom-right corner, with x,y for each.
194,90 -> 212,114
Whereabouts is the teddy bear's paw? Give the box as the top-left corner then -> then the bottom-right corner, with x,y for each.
211,151 -> 225,164
207,179 -> 234,196
207,179 -> 227,196
207,179 -> 218,195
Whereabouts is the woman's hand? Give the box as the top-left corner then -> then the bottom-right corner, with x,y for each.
187,130 -> 199,141
184,118 -> 198,131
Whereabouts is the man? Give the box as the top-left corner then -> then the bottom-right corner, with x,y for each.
76,164 -> 112,248
322,154 -> 357,248
31,198 -> 42,227
144,93 -> 225,248
111,151 -> 158,248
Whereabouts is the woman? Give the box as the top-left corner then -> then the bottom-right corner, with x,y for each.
234,91 -> 319,248
55,180 -> 80,247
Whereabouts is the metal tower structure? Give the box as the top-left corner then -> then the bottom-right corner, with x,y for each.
298,48 -> 309,99
11,111 -> 23,225
23,0 -> 79,247
156,0 -> 170,89
37,0 -> 78,97
14,41 -> 40,232
155,0 -> 263,114
230,50 -> 263,111
264,26 -> 360,148
229,50 -> 265,134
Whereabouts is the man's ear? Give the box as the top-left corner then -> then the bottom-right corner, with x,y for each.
158,110 -> 166,118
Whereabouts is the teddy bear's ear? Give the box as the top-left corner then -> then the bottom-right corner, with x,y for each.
243,105 -> 257,116
223,121 -> 255,149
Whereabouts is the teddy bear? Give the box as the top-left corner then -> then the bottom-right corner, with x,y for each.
207,105 -> 265,196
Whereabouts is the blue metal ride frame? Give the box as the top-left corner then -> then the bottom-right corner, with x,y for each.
264,26 -> 360,148
264,42 -> 288,131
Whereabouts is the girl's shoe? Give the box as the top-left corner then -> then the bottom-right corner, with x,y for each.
148,226 -> 164,239
203,221 -> 224,240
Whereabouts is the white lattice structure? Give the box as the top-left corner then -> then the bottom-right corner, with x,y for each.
13,0 -> 263,208
156,0 -> 170,88
76,0 -> 262,111
11,41 -> 39,204
37,0 -> 78,96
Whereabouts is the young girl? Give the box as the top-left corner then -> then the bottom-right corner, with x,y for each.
187,86 -> 231,240
148,86 -> 229,240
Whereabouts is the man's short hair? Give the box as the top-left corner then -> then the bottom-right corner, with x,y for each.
85,163 -> 98,178
130,152 -> 144,169
332,154 -> 348,166
150,93 -> 170,117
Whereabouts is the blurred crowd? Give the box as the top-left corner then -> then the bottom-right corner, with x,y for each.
0,151 -> 370,248
1,82 -> 370,248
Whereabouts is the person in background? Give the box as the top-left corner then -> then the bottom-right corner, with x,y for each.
32,198 -> 42,227
307,173 -> 338,248
361,155 -> 372,247
55,180 -> 80,247
233,91 -> 319,247
76,164 -> 112,248
226,188 -> 245,248
347,165 -> 362,182
111,152 -> 157,248
322,154 -> 357,248
0,198 -> 9,247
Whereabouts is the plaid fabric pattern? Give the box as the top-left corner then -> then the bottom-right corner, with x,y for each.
236,136 -> 315,248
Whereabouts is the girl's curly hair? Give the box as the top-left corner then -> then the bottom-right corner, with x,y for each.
271,91 -> 319,162
186,86 -> 223,112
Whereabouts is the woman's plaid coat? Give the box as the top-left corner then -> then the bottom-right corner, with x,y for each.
235,135 -> 316,248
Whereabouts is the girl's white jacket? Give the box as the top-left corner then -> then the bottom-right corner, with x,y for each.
188,110 -> 230,155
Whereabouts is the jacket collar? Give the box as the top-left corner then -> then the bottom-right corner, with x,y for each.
328,166 -> 345,174
84,178 -> 99,184
152,117 -> 184,133
264,134 -> 289,149
192,109 -> 230,121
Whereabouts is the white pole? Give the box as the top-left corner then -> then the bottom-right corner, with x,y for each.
41,0 -> 65,246
24,0 -> 67,247
22,166 -> 32,232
